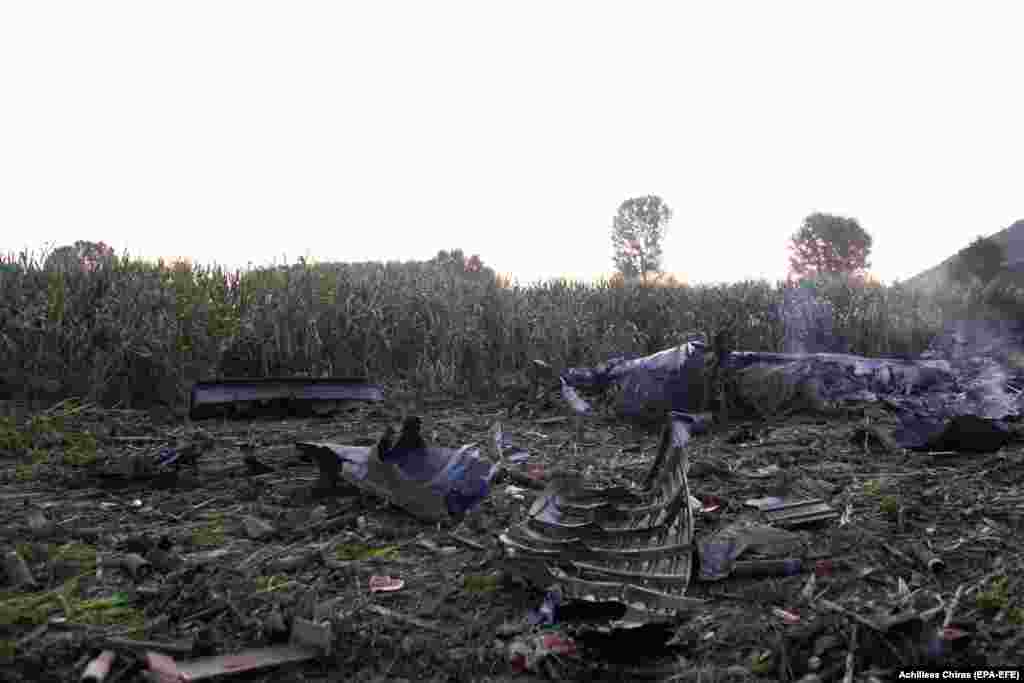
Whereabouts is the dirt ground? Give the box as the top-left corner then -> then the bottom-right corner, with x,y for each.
2,393 -> 1023,682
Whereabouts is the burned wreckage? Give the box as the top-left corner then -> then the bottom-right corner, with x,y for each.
496,318 -> 1024,634
558,317 -> 1024,452
172,317 -> 1023,673
194,320 -> 1023,626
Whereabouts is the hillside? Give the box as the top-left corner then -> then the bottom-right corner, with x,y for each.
904,218 -> 1024,290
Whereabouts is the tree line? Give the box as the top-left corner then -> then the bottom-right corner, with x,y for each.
32,203 -> 1011,291
609,195 -> 1009,287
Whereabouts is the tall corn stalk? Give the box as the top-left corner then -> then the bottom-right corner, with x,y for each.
0,246 -> 964,407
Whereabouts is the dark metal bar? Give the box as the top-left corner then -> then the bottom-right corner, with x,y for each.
189,377 -> 384,419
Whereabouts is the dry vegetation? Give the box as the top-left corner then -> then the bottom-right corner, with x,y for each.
0,247 -> 982,410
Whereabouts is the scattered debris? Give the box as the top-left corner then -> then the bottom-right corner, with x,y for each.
6,328 -> 1024,678
760,498 -> 839,528
527,588 -> 562,625
368,575 -> 404,593
189,377 -> 384,419
508,631 -> 577,674
80,649 -> 117,683
743,464 -> 782,479
146,645 -> 318,682
746,496 -> 785,511
698,522 -> 805,581
731,558 -> 805,579
908,541 -> 946,573
698,494 -> 724,513
559,341 -> 707,419
772,607 -> 802,624
505,485 -> 527,500
298,418 -> 498,522
154,434 -> 214,470
143,612 -> 330,681
560,378 -> 592,417
101,636 -> 196,656
892,414 -> 1012,453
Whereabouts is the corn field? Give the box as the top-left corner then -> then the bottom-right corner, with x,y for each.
0,247 -> 997,410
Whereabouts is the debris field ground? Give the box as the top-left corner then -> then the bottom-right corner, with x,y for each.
2,389 -> 1023,682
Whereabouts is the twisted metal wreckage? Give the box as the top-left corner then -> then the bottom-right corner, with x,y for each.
507,318 -> 1024,630
185,319 -> 1024,645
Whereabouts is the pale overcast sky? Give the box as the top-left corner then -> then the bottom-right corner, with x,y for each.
2,2 -> 1021,285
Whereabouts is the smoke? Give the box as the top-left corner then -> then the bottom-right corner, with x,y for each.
776,283 -> 1024,420
779,285 -> 843,354
921,318 -> 1024,420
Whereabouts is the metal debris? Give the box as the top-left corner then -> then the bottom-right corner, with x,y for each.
146,646 -> 317,682
143,615 -> 329,681
697,522 -> 805,581
559,332 -> 1024,454
298,418 -> 498,522
558,341 -> 708,419
189,377 -> 384,420
500,412 -> 705,626
759,498 -> 839,528
892,414 -> 1012,453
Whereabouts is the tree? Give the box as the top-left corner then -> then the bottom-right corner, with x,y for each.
44,240 -> 116,273
611,195 -> 672,281
950,236 -> 1005,286
788,213 -> 873,279
429,249 -> 494,282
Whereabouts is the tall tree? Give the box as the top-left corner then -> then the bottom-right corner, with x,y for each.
788,213 -> 873,278
611,195 -> 672,281
950,235 -> 1005,285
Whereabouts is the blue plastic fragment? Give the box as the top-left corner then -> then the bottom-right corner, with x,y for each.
155,447 -> 179,467
528,589 -> 562,625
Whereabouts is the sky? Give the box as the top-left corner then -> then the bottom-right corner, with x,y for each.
2,2 -> 1022,286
